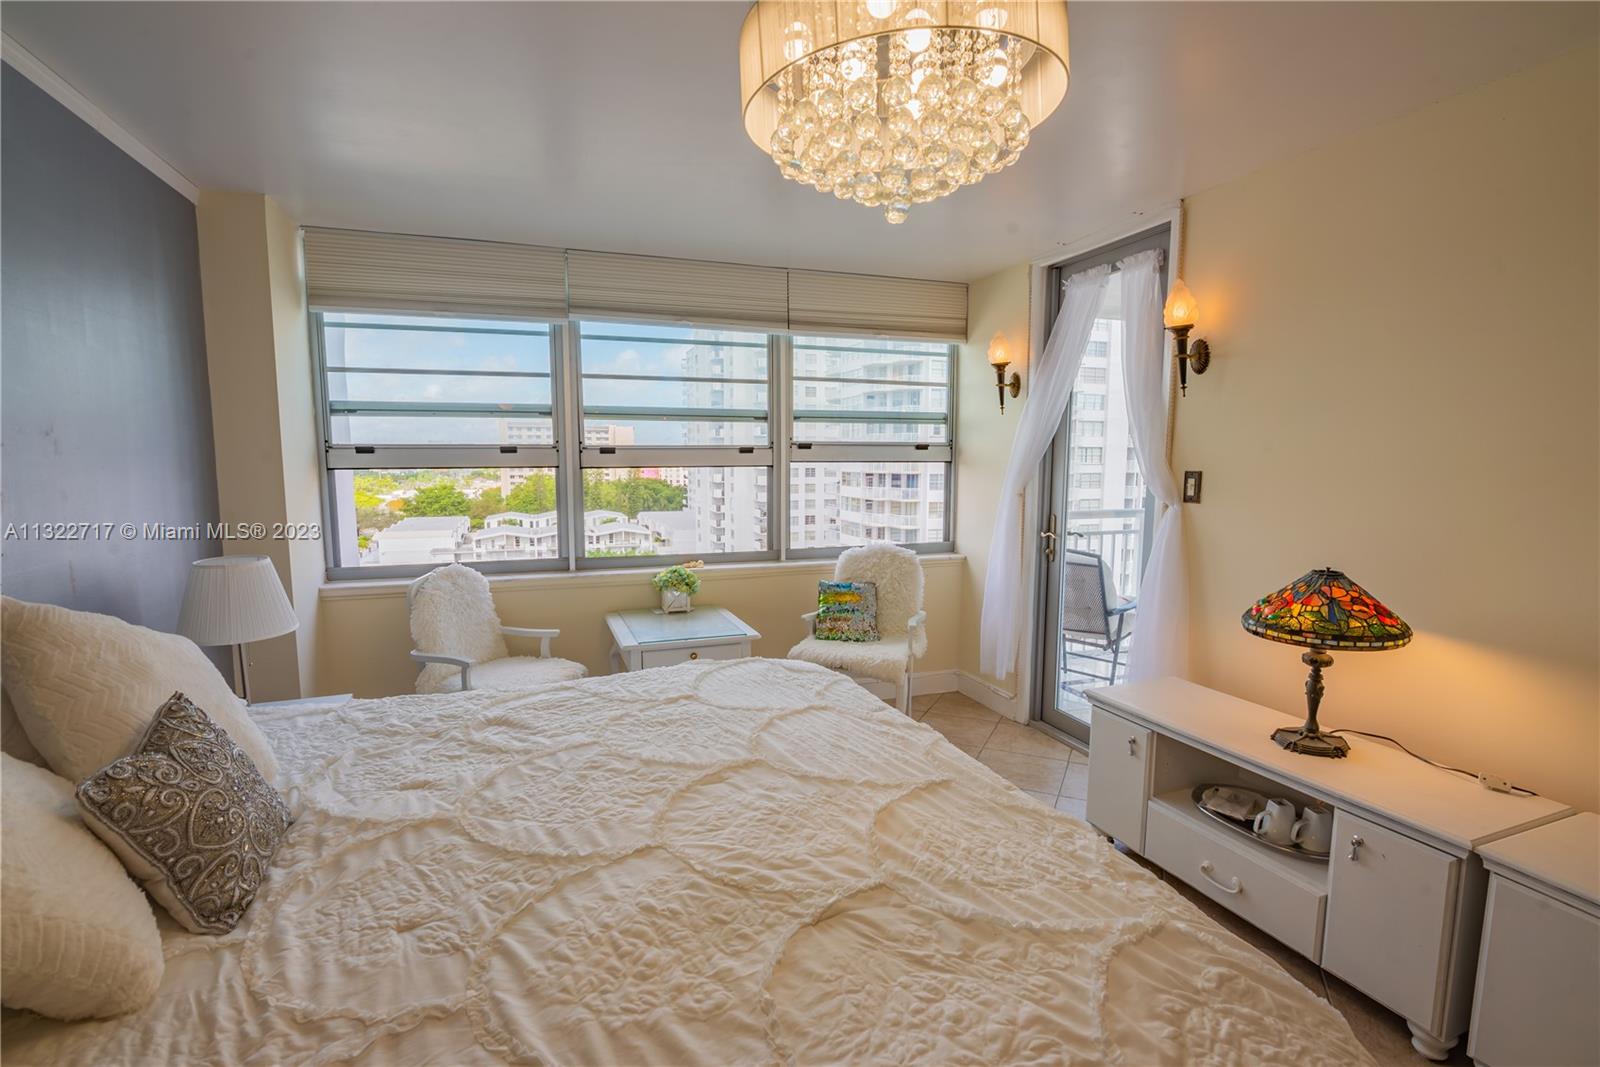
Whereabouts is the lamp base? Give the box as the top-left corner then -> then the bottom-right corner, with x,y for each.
1270,725 -> 1350,758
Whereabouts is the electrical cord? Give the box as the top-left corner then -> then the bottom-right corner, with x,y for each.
1327,728 -> 1539,796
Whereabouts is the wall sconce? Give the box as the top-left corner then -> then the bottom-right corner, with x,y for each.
1162,278 -> 1211,396
987,332 -> 1021,413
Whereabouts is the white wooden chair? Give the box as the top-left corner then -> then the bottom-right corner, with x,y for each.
406,564 -> 585,693
787,543 -> 926,716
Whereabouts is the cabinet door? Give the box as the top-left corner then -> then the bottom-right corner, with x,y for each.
1085,707 -> 1152,851
1323,810 -> 1458,1029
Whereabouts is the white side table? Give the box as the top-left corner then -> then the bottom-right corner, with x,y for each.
1469,812 -> 1600,1067
605,607 -> 759,673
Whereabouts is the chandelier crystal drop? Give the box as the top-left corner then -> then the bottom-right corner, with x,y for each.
740,2 -> 1069,224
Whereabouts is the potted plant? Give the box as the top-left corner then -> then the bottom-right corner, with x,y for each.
651,561 -> 702,614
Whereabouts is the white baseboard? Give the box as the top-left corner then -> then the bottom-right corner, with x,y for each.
954,670 -> 1028,723
853,669 -> 959,702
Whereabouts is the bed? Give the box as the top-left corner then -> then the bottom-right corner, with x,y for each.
1,658 -> 1372,1065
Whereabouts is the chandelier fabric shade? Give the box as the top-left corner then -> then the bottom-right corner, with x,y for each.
739,1 -> 1070,222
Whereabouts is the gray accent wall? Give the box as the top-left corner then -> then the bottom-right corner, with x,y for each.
1,62 -> 224,658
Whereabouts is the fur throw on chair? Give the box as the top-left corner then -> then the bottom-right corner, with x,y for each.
409,564 -> 508,694
835,542 -> 926,657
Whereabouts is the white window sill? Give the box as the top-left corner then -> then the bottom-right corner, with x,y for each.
318,552 -> 966,601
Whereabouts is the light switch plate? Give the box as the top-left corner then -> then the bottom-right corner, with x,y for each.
1182,470 -> 1203,503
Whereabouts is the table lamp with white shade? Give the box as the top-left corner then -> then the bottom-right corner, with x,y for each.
178,555 -> 298,702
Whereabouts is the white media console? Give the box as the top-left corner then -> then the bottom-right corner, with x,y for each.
1083,678 -> 1572,1060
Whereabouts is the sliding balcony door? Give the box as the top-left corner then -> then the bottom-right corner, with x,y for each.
1035,227 -> 1167,740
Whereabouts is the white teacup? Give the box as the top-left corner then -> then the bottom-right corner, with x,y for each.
1292,804 -> 1334,853
1252,798 -> 1297,845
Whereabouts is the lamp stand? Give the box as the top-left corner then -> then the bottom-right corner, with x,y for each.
1270,649 -> 1350,758
231,643 -> 252,704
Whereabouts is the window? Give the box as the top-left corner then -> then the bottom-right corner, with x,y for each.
1071,472 -> 1103,489
787,335 -> 953,552
575,322 -> 771,562
317,315 -> 954,576
1074,392 -> 1106,412
318,313 -> 562,573
1074,446 -> 1103,465
1076,420 -> 1105,440
1080,366 -> 1107,385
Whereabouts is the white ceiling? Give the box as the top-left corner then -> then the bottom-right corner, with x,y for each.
4,2 -> 1595,281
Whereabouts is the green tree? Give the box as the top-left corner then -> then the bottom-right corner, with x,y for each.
469,488 -> 505,529
405,482 -> 470,517
356,506 -> 399,533
505,473 -> 557,515
582,474 -> 686,519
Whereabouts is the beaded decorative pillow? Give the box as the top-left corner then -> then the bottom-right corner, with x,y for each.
76,693 -> 292,934
814,580 -> 880,642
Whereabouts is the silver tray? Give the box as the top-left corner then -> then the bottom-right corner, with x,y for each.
1191,784 -> 1331,862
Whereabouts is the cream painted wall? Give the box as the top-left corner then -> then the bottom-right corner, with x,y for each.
954,264 -> 1033,707
1174,45 -> 1599,809
314,556 -> 964,698
195,192 -> 321,699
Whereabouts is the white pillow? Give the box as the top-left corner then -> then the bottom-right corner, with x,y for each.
1,753 -> 164,1019
2,687 -> 45,767
0,597 -> 279,784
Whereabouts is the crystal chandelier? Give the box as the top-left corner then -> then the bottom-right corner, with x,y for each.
739,1 -> 1069,223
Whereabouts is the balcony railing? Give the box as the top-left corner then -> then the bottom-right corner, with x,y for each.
1064,508 -> 1145,600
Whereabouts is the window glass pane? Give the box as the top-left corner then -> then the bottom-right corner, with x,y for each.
323,313 -> 555,447
791,335 -> 950,444
787,462 -> 947,549
324,313 -> 551,373
581,467 -> 767,558
333,415 -> 556,447
579,418 -> 770,448
578,322 -> 769,450
330,467 -> 558,568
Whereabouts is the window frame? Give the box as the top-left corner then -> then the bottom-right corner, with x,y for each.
313,313 -> 957,580
784,334 -> 956,560
568,321 -> 779,569
312,311 -> 573,580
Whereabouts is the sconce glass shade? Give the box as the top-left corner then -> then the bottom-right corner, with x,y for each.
987,332 -> 1009,365
1162,278 -> 1199,329
1242,568 -> 1412,651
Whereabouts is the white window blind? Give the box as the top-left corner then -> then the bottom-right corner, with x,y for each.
303,228 -> 568,320
302,228 -> 970,340
787,270 -> 968,342
566,250 -> 789,331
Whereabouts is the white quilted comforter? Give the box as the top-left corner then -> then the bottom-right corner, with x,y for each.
2,659 -> 1372,1066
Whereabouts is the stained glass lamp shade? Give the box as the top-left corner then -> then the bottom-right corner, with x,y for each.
1242,568 -> 1411,758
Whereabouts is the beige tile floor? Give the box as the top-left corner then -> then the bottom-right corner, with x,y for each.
909,690 -> 1473,1066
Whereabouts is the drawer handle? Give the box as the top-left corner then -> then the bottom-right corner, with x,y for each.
689,652 -> 699,660
1198,861 -> 1242,895
1348,834 -> 1364,861
1127,737 -> 1137,756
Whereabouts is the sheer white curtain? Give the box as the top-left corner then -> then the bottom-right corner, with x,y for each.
979,265 -> 1111,679
1119,249 -> 1190,681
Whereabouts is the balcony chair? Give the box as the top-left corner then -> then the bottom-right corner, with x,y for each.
787,542 -> 926,716
406,563 -> 586,694
1060,548 -> 1136,687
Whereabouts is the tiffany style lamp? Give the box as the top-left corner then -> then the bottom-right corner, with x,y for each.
1241,568 -> 1412,758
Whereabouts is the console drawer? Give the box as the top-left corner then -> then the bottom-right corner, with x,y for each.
1146,797 -> 1328,963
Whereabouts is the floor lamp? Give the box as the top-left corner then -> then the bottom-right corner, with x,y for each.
178,555 -> 299,703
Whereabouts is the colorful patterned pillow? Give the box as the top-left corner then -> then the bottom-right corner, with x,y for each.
815,581 -> 879,642
76,693 -> 292,934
